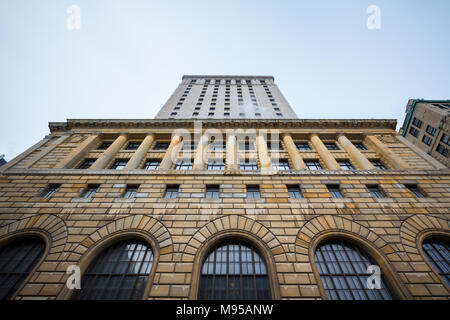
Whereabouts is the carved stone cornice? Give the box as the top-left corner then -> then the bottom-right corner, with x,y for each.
48,119 -> 397,133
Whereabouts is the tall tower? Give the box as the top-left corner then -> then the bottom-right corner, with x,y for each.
155,75 -> 298,119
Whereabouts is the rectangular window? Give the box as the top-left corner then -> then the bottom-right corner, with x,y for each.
273,159 -> 290,170
40,184 -> 60,199
367,185 -> 384,198
324,142 -> 338,150
296,142 -> 311,151
239,141 -> 255,151
337,160 -> 354,170
353,142 -> 367,151
123,185 -> 139,198
409,127 -> 419,138
412,117 -> 423,128
77,158 -> 96,169
205,185 -> 220,199
82,185 -> 99,199
143,159 -> 160,170
207,160 -> 225,170
97,142 -> 112,150
287,185 -> 302,198
425,125 -> 437,136
153,142 -> 169,150
327,184 -> 343,198
175,160 -> 192,170
209,142 -> 226,151
422,135 -> 433,146
304,160 -> 322,170
110,159 -> 129,170
440,133 -> 450,146
405,184 -> 425,198
125,142 -> 141,150
240,160 -> 258,171
436,144 -> 449,157
246,185 -> 260,199
370,159 -> 387,170
164,185 -> 179,198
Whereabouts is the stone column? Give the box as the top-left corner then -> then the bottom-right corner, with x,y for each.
90,133 -> 128,169
55,133 -> 101,169
124,133 -> 155,170
226,132 -> 238,170
364,134 -> 410,169
282,134 -> 306,170
193,135 -> 209,170
309,134 -> 340,170
337,134 -> 375,170
159,134 -> 182,171
257,133 -> 272,170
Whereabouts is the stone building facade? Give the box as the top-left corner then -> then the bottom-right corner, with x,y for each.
0,117 -> 449,300
400,99 -> 450,168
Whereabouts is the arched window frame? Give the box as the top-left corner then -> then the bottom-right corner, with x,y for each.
310,232 -> 409,300
190,233 -> 280,300
0,231 -> 49,300
66,231 -> 159,300
418,231 -> 450,291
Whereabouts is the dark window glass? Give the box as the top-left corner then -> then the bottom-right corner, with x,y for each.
71,240 -> 153,300
164,185 -> 179,198
110,159 -> 129,170
198,242 -> 270,300
327,185 -> 343,198
239,141 -> 254,151
422,239 -> 450,286
97,142 -> 112,150
287,185 -> 302,198
82,185 -> 99,198
425,125 -> 437,136
370,160 -> 386,170
208,160 -> 225,170
205,185 -> 220,199
153,142 -> 169,151
440,134 -> 450,146
125,142 -> 141,150
209,142 -> 226,151
353,143 -> 367,151
367,185 -> 384,198
305,160 -> 322,170
314,240 -> 394,300
409,127 -> 419,138
0,237 -> 45,300
296,142 -> 311,151
273,159 -> 290,171
412,117 -> 423,128
246,185 -> 260,199
123,185 -> 139,199
324,142 -> 339,150
78,159 -> 96,169
436,144 -> 449,157
337,160 -> 354,170
422,135 -> 433,146
240,160 -> 258,171
175,160 -> 192,170
142,159 -> 160,170
405,184 -> 425,198
40,184 -> 60,199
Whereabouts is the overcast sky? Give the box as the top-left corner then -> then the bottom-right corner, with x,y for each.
1,0 -> 449,161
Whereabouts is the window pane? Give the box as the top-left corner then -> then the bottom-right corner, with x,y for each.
422,239 -> 450,286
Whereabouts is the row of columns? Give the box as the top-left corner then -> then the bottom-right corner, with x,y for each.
56,132 -> 410,170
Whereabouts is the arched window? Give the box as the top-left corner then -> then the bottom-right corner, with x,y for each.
71,240 -> 154,300
0,236 -> 45,300
198,241 -> 271,300
314,240 -> 394,300
422,238 -> 449,286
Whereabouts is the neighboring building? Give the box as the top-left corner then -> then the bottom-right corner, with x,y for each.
0,76 -> 449,301
0,155 -> 6,167
155,75 -> 298,119
399,99 -> 450,167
